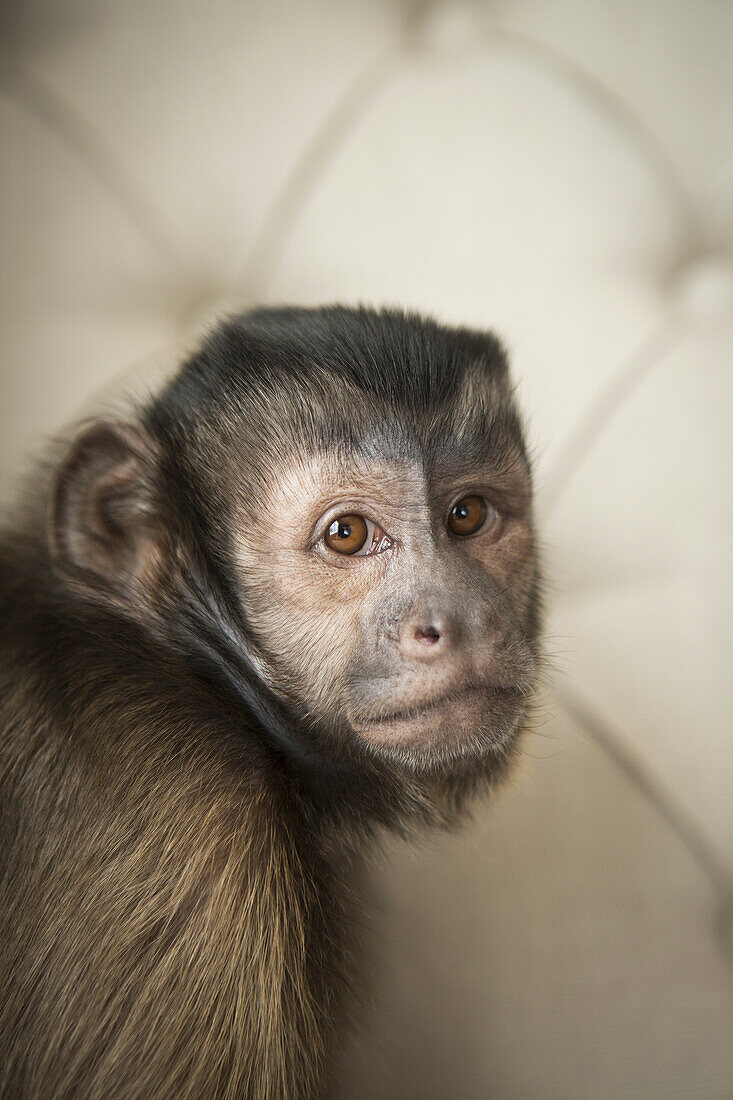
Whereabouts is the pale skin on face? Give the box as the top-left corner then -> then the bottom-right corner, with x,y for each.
231,447 -> 537,760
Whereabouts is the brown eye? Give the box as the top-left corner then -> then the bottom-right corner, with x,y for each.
325,514 -> 369,555
448,495 -> 488,537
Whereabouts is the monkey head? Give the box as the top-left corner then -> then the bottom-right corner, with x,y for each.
50,307 -> 541,792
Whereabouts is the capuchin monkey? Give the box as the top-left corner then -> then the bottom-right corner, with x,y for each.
0,306 -> 541,1099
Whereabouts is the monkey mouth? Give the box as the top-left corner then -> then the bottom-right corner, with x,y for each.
359,684 -> 496,725
352,681 -> 526,753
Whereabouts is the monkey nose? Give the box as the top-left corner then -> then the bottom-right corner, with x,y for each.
398,616 -> 454,661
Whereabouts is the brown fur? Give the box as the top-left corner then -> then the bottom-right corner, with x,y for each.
0,532 -> 352,1098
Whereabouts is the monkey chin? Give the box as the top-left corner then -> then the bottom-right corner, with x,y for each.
350,684 -> 526,768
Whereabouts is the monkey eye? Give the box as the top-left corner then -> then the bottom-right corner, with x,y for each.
323,514 -> 391,557
447,495 -> 492,537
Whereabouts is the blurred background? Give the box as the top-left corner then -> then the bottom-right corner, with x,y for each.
1,1 -> 732,1096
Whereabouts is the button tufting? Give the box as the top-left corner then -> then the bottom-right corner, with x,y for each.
672,252 -> 733,322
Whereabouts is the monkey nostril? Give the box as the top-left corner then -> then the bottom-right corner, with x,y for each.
397,615 -> 455,659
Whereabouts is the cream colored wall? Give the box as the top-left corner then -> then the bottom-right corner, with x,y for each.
2,2 -> 732,1095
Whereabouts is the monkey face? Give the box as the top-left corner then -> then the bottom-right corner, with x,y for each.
51,307 -> 540,778
232,431 -> 538,772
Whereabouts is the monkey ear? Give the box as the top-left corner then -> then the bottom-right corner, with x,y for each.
50,420 -> 162,597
